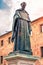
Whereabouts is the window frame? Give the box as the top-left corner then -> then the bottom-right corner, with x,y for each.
40,24 -> 43,32
41,47 -> 43,57
8,37 -> 11,43
0,56 -> 3,64
1,40 -> 3,46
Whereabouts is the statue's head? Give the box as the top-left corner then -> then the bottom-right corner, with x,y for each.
20,2 -> 26,10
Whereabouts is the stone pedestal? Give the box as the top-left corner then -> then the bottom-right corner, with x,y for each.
4,52 -> 40,65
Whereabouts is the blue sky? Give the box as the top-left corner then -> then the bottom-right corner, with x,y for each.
0,0 -> 9,9
0,0 -> 11,35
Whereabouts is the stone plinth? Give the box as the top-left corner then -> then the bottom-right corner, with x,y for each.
4,52 -> 40,65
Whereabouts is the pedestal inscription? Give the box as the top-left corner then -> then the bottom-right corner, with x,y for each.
8,60 -> 17,65
18,60 -> 34,65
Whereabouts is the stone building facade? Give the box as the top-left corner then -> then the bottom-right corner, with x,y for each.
0,17 -> 43,65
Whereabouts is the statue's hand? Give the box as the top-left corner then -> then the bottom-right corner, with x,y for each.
11,33 -> 16,42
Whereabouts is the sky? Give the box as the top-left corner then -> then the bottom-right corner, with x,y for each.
0,0 -> 43,35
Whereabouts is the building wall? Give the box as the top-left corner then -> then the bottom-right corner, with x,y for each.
0,17 -> 43,64
30,17 -> 43,57
0,32 -> 14,56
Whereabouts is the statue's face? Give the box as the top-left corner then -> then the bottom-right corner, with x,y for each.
21,3 -> 26,10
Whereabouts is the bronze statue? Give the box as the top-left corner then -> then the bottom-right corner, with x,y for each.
11,2 -> 32,55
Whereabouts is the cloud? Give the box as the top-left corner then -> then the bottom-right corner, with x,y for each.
0,0 -> 12,35
0,0 -> 43,35
12,0 -> 43,21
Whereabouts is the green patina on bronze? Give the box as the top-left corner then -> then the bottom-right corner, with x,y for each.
11,9 -> 32,54
4,53 -> 40,61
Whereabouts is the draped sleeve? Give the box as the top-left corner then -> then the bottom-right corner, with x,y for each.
27,14 -> 32,35
11,10 -> 20,41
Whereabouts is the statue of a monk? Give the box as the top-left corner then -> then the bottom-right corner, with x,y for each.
11,2 -> 32,55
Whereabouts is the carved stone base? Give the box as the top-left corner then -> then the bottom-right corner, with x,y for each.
4,52 -> 40,65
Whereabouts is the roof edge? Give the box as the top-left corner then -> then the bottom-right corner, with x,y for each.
31,16 -> 43,23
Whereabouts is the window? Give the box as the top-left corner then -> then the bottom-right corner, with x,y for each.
0,56 -> 3,64
8,37 -> 11,43
40,24 -> 43,32
41,47 -> 43,57
1,56 -> 3,64
1,40 -> 3,46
